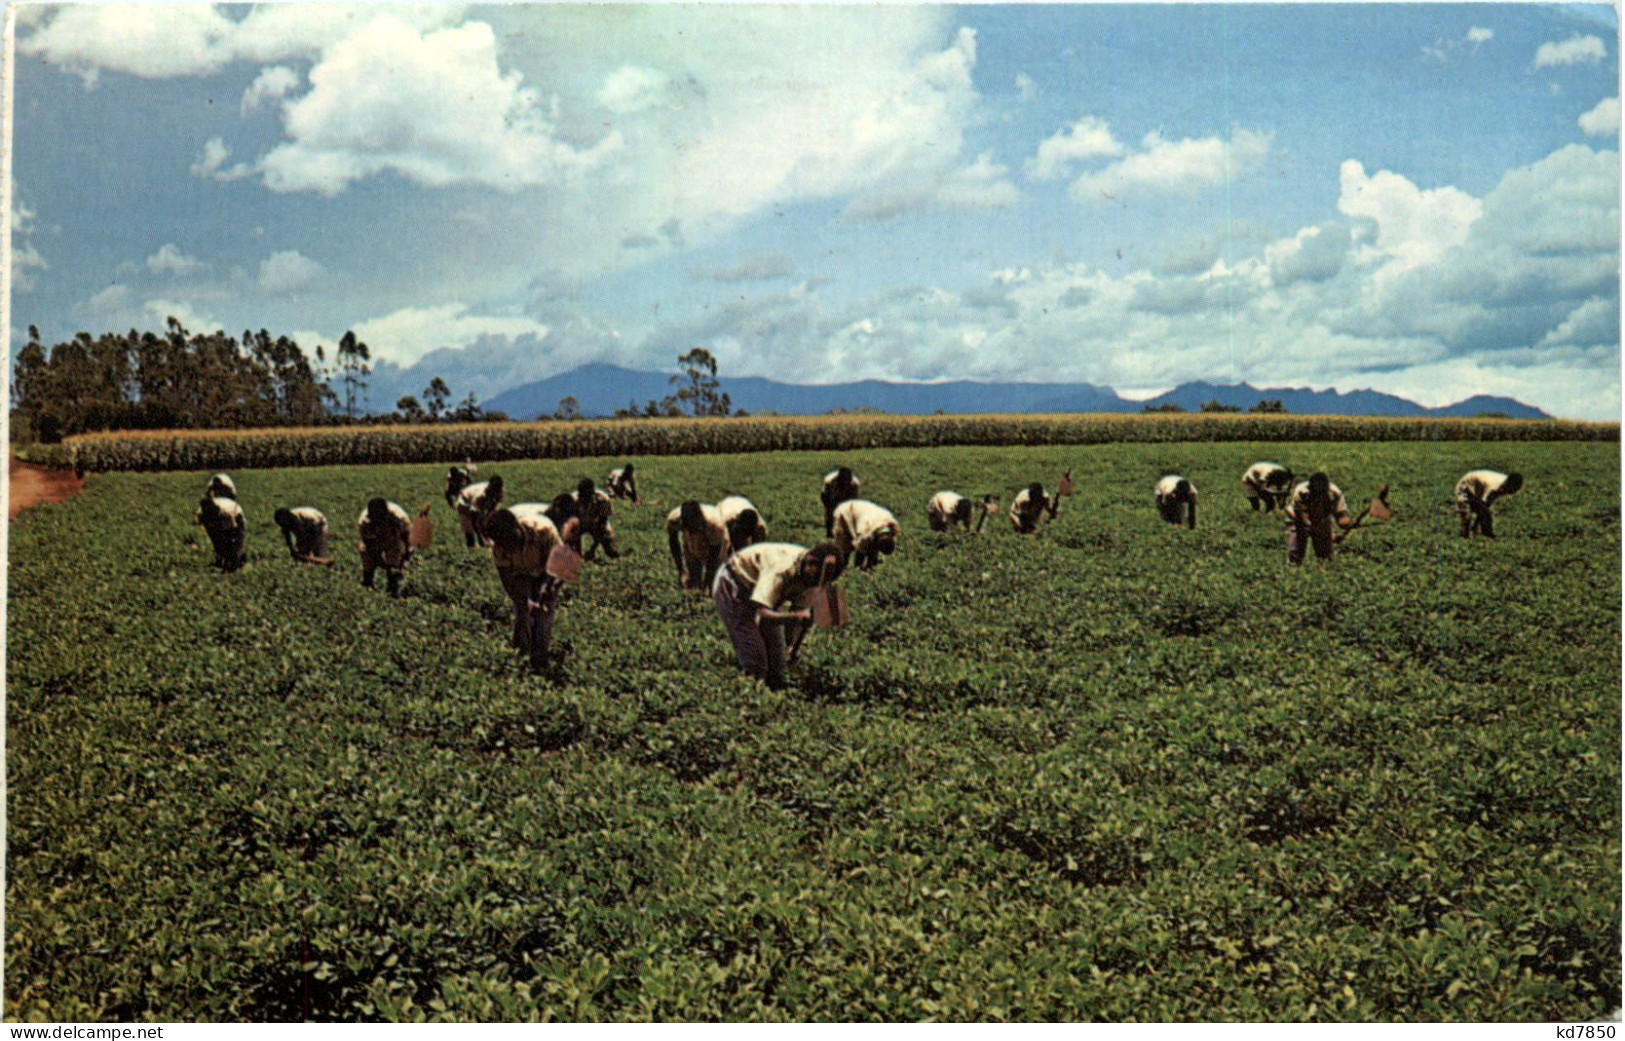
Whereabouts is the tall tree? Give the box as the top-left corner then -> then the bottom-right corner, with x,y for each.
667,347 -> 732,417
424,377 -> 451,421
337,330 -> 371,420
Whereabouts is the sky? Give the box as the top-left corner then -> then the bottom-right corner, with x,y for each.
7,3 -> 1621,419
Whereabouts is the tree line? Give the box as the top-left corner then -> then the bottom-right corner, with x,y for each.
11,319 -> 495,442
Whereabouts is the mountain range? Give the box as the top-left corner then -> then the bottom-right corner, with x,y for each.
480,363 -> 1552,421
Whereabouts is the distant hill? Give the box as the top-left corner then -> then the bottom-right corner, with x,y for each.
481,365 -> 1552,421
1134,381 -> 1550,419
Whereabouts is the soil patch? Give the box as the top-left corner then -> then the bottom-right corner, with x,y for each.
9,453 -> 85,518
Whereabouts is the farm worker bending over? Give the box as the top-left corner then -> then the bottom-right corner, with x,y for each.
667,501 -> 728,590
1284,473 -> 1352,565
1455,470 -> 1524,539
718,494 -> 769,551
196,493 -> 247,572
1155,476 -> 1199,529
927,491 -> 995,533
358,498 -> 413,596
606,464 -> 639,503
445,466 -> 474,509
206,473 -> 237,501
713,542 -> 846,690
1242,462 -> 1294,512
544,493 -> 581,552
832,499 -> 901,570
574,479 -> 621,560
274,507 -> 331,563
1010,483 -> 1059,534
821,467 -> 861,536
487,505 -> 575,672
454,475 -> 505,548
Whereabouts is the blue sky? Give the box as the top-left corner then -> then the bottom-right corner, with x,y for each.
8,3 -> 1620,418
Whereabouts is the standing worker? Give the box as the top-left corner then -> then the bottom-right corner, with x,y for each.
486,504 -> 574,672
196,492 -> 247,572
821,467 -> 861,536
832,499 -> 901,570
1242,462 -> 1295,512
358,497 -> 414,596
667,500 -> 728,590
606,463 -> 640,503
718,494 -> 769,551
1284,473 -> 1353,564
273,506 -> 332,564
1009,483 -> 1059,534
713,542 -> 846,690
1154,476 -> 1199,529
1455,470 -> 1524,539
454,474 -> 505,547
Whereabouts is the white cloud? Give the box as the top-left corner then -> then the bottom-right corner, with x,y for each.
1533,35 -> 1606,69
17,5 -> 465,82
241,65 -> 299,115
143,298 -> 222,334
10,195 -> 47,292
630,141 -> 1618,419
258,17 -> 620,195
146,244 -> 205,276
1425,26 -> 1495,61
258,250 -> 324,295
1336,159 -> 1482,278
1266,223 -> 1352,286
1537,296 -> 1619,349
190,137 -> 255,182
1579,97 -> 1620,137
1015,72 -> 1036,102
1069,128 -> 1272,202
1027,116 -> 1123,181
597,65 -> 679,115
350,303 -> 553,367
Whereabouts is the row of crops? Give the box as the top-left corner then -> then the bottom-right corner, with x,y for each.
27,413 -> 1618,473
7,439 -> 1619,1021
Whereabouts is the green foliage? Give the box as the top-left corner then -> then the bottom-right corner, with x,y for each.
12,320 -> 336,441
34,414 -> 1616,474
7,440 -> 1619,1021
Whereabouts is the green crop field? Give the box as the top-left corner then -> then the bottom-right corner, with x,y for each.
7,440 -> 1620,1022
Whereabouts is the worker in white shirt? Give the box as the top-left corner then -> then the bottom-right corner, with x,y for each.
273,506 -> 331,563
1284,473 -> 1353,564
832,499 -> 900,570
606,464 -> 640,503
713,542 -> 846,690
927,491 -> 994,533
821,467 -> 861,536
718,494 -> 769,552
196,493 -> 247,572
666,500 -> 728,590
1454,470 -> 1524,539
1242,462 -> 1294,512
454,475 -> 505,548
486,504 -> 575,671
358,498 -> 413,596
1154,476 -> 1198,530
1009,483 -> 1058,534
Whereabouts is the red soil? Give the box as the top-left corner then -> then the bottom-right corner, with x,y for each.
9,453 -> 85,518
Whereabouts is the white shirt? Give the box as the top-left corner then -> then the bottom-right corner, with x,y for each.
833,499 -> 899,554
491,504 -> 563,576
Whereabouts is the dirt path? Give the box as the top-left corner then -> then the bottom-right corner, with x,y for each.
9,453 -> 85,518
